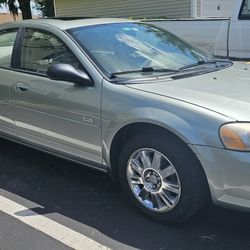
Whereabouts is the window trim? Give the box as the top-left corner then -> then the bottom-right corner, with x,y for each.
11,27 -> 25,69
0,28 -> 19,70
238,0 -> 250,20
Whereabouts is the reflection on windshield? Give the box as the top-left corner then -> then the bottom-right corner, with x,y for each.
115,33 -> 185,68
69,23 -> 212,77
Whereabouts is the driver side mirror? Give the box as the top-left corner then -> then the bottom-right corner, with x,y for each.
47,64 -> 93,86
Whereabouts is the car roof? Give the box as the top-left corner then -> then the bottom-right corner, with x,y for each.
0,17 -> 135,30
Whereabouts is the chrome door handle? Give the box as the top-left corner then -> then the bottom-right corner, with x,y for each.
16,82 -> 29,92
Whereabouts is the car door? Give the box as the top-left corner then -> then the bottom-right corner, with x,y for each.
0,28 -> 18,135
8,28 -> 103,165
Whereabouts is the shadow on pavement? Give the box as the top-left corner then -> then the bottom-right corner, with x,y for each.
0,138 -> 250,250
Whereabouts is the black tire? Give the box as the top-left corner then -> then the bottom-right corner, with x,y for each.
118,129 -> 209,224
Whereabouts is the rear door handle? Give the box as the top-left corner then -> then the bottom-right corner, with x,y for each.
16,82 -> 29,92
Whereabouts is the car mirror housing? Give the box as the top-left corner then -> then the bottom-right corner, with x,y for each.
47,64 -> 93,86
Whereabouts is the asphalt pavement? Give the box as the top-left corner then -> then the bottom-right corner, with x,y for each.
0,137 -> 250,250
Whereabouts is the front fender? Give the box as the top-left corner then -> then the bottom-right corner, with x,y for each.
102,107 -> 205,166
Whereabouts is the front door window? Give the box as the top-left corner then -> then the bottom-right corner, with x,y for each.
21,29 -> 81,75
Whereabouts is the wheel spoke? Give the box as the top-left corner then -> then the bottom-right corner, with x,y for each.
159,192 -> 172,207
139,151 -> 151,169
151,151 -> 162,171
131,177 -> 143,185
130,159 -> 144,175
162,182 -> 180,194
151,193 -> 161,209
160,165 -> 176,179
138,188 -> 150,201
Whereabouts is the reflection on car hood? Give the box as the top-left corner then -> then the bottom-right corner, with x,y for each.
126,62 -> 250,121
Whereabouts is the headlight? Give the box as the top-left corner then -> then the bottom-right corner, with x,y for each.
220,123 -> 250,151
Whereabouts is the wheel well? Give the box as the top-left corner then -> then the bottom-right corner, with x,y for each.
110,123 -> 187,179
110,122 -> 211,204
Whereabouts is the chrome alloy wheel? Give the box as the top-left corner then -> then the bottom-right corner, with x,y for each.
127,148 -> 181,212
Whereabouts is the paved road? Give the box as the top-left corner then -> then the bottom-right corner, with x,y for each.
0,137 -> 250,250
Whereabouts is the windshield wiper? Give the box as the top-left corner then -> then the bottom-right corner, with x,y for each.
179,59 -> 224,71
110,67 -> 179,79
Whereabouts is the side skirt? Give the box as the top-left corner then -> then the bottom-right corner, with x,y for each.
0,132 -> 108,175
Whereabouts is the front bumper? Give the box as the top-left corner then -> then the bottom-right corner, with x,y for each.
190,145 -> 250,211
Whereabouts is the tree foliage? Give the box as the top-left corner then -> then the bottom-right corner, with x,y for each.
0,0 -> 55,20
35,0 -> 54,17
0,0 -> 32,19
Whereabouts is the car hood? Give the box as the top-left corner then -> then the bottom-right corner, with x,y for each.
126,62 -> 250,121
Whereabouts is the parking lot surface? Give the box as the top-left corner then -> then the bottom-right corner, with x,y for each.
0,137 -> 250,250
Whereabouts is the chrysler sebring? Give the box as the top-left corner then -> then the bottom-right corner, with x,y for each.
0,18 -> 249,223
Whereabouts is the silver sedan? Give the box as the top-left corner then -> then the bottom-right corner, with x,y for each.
0,18 -> 249,223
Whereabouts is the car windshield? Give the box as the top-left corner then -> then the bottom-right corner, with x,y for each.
68,22 -> 214,78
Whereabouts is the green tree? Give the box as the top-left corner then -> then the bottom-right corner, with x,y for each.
0,0 -> 32,19
35,0 -> 54,17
